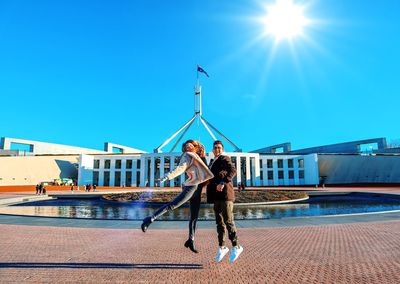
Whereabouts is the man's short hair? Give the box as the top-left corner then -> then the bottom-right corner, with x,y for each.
213,140 -> 224,148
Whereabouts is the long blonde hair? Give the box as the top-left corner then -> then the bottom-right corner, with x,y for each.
182,139 -> 206,158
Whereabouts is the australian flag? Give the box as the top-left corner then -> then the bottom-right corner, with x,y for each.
197,65 -> 209,77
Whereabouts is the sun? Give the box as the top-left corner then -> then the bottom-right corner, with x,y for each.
263,0 -> 310,41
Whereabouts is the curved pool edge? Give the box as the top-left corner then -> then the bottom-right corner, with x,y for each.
100,196 -> 310,207
1,206 -> 400,229
235,196 -> 309,206
0,195 -> 54,206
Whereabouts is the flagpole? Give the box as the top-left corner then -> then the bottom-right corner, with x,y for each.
197,65 -> 201,116
197,65 -> 200,89
195,66 -> 200,127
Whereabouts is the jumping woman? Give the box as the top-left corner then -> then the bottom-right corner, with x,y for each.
141,139 -> 214,253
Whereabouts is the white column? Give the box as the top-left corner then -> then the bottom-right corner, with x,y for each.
150,156 -> 155,187
283,158 -> 289,186
261,158 -> 268,186
109,159 -> 115,187
250,157 -> 255,186
121,159 -> 126,187
132,160 -> 137,186
236,155 -> 241,185
293,157 -> 299,185
254,156 -> 261,186
273,158 -> 279,186
159,156 -> 165,188
169,155 -> 175,187
140,157 -> 146,187
98,158 -> 104,186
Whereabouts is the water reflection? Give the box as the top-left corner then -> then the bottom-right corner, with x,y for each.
1,194 -> 400,220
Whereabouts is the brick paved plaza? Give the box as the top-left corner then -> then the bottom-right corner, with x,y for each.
1,187 -> 400,283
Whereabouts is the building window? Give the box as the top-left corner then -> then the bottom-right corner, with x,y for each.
115,171 -> 121,186
278,170 -> 284,179
94,160 -> 100,169
104,171 -> 110,186
137,159 -> 141,169
115,160 -> 122,169
125,172 -> 132,187
104,160 -> 111,169
136,171 -> 140,187
298,159 -> 304,168
289,170 -> 294,179
240,157 -> 247,182
288,159 -> 294,168
267,159 -> 273,168
146,158 -> 151,186
155,158 -> 160,182
277,159 -> 283,168
250,157 -> 255,186
299,170 -> 304,179
93,171 -> 99,185
359,142 -> 378,154
268,171 -> 273,180
126,160 -> 132,169
10,142 -> 34,152
164,157 -> 170,175
112,147 -> 123,153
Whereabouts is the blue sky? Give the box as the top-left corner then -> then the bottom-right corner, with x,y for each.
1,0 -> 399,153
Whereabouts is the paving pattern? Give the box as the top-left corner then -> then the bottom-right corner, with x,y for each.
1,221 -> 400,283
1,187 -> 400,283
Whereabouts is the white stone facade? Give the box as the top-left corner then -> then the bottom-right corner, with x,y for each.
78,152 -> 319,187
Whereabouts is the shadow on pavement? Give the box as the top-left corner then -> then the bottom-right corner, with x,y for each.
0,262 -> 203,269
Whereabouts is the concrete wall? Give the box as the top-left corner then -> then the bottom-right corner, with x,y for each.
259,154 -> 319,186
290,138 -> 387,155
318,154 -> 400,184
1,137 -> 107,155
304,154 -> 319,185
0,155 -> 79,185
374,148 -> 400,154
77,154 -> 94,186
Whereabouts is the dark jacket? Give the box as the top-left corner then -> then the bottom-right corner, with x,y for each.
206,155 -> 237,203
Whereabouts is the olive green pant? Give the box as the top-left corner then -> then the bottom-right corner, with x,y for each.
213,200 -> 238,247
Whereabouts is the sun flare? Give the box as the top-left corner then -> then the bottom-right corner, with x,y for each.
263,0 -> 310,41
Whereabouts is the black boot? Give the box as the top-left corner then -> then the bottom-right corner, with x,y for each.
141,216 -> 154,233
184,239 -> 199,253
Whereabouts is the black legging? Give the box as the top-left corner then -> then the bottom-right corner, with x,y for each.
152,185 -> 198,220
188,184 -> 203,240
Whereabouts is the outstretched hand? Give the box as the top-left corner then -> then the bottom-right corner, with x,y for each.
216,183 -> 225,192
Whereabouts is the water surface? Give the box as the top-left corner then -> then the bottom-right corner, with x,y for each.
1,193 -> 400,220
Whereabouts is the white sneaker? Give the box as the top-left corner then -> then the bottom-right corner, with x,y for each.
229,245 -> 243,263
215,246 -> 229,263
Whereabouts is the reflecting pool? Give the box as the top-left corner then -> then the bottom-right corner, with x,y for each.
1,193 -> 400,220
